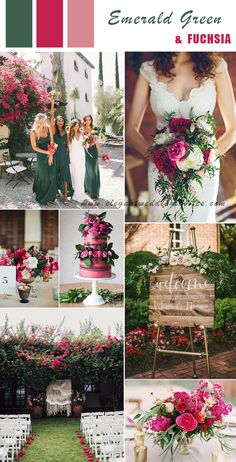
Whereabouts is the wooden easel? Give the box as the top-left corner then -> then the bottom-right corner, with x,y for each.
152,226 -> 212,379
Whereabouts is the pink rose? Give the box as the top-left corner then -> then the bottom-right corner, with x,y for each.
176,413 -> 198,432
80,250 -> 89,258
167,141 -> 189,166
92,251 -> 99,258
102,251 -> 108,258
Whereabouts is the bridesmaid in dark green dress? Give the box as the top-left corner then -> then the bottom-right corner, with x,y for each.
83,114 -> 101,200
50,100 -> 73,203
30,114 -> 57,205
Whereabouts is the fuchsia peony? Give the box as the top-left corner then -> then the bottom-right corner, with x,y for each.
176,413 -> 198,432
146,415 -> 172,432
167,140 -> 189,166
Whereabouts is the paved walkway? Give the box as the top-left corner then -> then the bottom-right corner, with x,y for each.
0,146 -> 123,210
128,350 -> 236,379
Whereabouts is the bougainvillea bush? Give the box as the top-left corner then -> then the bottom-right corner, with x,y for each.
0,56 -> 50,127
0,330 -> 123,408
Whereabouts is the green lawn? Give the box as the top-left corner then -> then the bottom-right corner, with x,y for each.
23,418 -> 88,462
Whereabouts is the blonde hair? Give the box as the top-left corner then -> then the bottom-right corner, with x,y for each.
32,113 -> 49,138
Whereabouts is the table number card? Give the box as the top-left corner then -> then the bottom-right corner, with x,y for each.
0,266 -> 16,296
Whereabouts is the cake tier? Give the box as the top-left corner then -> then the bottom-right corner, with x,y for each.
80,261 -> 111,278
84,235 -> 107,245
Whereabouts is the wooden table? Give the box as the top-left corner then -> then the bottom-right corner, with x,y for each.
60,283 -> 123,308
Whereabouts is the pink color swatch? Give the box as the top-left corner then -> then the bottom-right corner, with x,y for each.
37,0 -> 63,47
68,0 -> 94,47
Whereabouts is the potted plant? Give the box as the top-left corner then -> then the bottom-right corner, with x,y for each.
31,393 -> 45,419
72,391 -> 85,417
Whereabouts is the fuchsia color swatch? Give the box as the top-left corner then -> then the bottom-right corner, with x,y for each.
37,0 -> 63,47
68,0 -> 94,47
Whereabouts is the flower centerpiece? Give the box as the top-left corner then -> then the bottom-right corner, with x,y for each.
0,245 -> 59,283
150,110 -> 220,222
135,381 -> 232,461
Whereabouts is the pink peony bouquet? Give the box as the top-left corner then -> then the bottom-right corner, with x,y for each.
0,245 -> 59,283
150,110 -> 220,222
135,380 -> 232,460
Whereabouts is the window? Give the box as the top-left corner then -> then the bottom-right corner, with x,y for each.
84,69 -> 88,79
0,380 -> 26,409
83,383 -> 100,393
74,60 -> 79,72
169,224 -> 188,248
85,93 -> 89,103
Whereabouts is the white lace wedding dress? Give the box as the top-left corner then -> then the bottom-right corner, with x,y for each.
69,135 -> 86,203
140,60 -> 224,222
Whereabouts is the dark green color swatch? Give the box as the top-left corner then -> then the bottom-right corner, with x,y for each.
6,0 -> 32,47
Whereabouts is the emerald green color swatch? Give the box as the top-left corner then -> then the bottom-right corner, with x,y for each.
6,0 -> 32,47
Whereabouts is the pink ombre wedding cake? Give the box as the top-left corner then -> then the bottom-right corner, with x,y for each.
75,212 -> 119,278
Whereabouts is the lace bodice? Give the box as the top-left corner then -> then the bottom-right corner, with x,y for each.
140,60 -> 225,128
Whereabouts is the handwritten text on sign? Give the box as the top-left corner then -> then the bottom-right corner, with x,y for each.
149,266 -> 215,327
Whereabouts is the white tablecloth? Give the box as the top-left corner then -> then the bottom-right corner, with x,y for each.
0,274 -> 58,307
126,427 -> 236,461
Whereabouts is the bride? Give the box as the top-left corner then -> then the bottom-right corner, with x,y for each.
68,119 -> 86,203
126,52 -> 236,222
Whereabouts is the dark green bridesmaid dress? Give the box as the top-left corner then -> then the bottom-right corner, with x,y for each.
54,132 -> 74,197
84,138 -> 100,199
32,131 -> 57,205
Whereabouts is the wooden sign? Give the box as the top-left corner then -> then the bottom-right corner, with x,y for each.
149,266 -> 215,328
0,266 -> 16,296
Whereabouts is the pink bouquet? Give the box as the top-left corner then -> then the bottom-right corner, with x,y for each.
151,110 -> 220,222
135,380 -> 232,460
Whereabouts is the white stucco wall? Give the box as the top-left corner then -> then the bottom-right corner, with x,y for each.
40,52 -> 93,122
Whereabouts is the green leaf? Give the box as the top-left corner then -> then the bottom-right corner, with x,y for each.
84,258 -> 92,267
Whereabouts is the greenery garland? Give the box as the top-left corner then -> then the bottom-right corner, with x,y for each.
60,288 -> 123,304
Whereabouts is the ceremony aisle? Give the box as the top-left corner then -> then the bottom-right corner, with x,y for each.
23,418 -> 87,462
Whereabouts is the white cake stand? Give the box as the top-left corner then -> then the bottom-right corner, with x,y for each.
74,273 -> 116,306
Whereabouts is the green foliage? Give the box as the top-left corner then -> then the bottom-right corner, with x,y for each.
69,88 -> 80,118
8,125 -> 28,158
200,251 -> 236,298
125,298 -> 149,332
108,92 -> 124,136
60,288 -> 123,305
215,298 -> 236,329
220,224 -> 236,264
94,86 -> 123,134
51,53 -> 67,120
115,52 -> 120,89
98,52 -> 104,86
125,251 -> 160,299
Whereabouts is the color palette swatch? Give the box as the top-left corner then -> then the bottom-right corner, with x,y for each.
68,0 -> 94,48
6,0 -> 32,47
37,0 -> 63,47
5,0 -> 94,48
